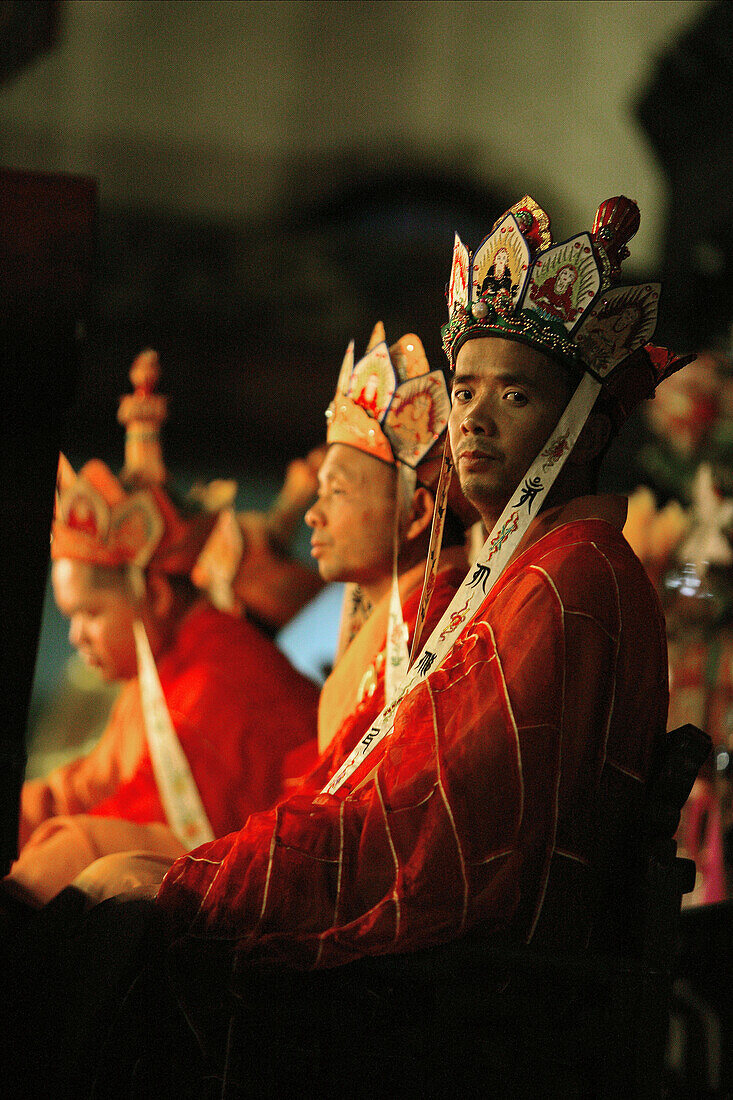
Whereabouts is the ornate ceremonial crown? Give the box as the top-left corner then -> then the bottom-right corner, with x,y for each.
442,195 -> 690,426
326,322 -> 451,469
52,350 -> 227,574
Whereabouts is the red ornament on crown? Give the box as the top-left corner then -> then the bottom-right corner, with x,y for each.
592,196 -> 641,282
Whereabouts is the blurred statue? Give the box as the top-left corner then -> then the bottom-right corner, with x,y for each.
639,349 -> 733,500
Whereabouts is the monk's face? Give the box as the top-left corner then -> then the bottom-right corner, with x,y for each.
305,444 -> 396,590
52,559 -> 139,681
449,337 -> 570,530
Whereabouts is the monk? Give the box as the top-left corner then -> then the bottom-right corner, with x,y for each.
4,352 -> 320,908
4,200 -> 687,1095
153,197 -> 679,967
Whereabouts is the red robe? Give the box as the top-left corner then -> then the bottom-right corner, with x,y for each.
11,602 -> 319,903
158,496 -> 668,968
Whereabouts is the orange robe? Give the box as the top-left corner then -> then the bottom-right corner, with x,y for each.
9,602 -> 319,904
304,548 -> 469,792
157,496 -> 669,970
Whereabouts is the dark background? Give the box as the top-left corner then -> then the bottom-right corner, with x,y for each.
3,0 -> 731,486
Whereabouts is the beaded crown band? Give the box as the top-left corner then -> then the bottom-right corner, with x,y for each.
441,195 -> 688,418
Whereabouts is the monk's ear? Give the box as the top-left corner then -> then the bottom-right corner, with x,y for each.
145,571 -> 174,621
569,410 -> 612,466
404,486 -> 434,543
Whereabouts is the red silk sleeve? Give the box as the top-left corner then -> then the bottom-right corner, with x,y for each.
157,532 -> 665,968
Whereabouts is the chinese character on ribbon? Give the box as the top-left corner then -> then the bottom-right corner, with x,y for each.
514,475 -> 544,513
416,649 -> 437,676
468,562 -> 492,593
541,435 -> 569,471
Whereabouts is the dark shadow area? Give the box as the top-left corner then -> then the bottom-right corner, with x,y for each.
638,0 -> 733,352
62,167 -> 508,480
0,167 -> 96,872
0,0 -> 59,86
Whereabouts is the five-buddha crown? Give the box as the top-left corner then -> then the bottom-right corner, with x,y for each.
442,195 -> 691,426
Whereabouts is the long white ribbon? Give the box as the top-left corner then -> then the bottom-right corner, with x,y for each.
322,372 -> 602,797
408,433 -> 454,668
384,463 -> 417,705
134,620 -> 215,849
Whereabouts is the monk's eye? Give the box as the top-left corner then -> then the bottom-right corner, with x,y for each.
452,387 -> 472,403
503,391 -> 528,406
323,482 -> 346,497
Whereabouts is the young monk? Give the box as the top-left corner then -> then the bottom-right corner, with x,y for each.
4,350 -> 319,907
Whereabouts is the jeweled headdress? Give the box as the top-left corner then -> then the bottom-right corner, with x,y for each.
442,195 -> 687,424
52,350 -> 226,575
192,448 -> 325,628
